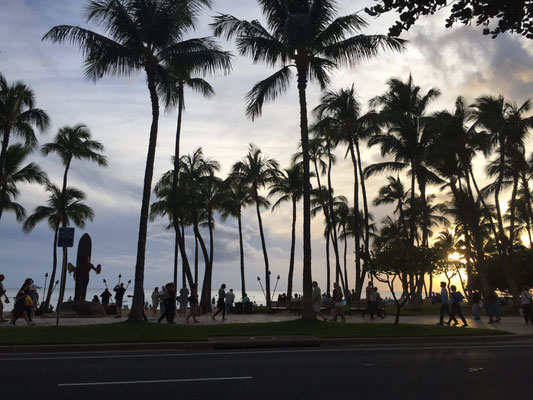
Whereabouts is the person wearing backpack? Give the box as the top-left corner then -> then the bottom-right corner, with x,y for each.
447,285 -> 468,327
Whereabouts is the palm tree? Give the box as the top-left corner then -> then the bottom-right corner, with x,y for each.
43,0 -> 213,321
212,1 -> 404,318
473,95 -> 533,306
23,184 -> 93,309
269,162 -> 304,300
0,74 -> 49,219
373,176 -> 410,236
180,148 -> 219,308
41,124 -> 106,314
313,86 -> 378,299
220,174 -> 255,298
159,38 -> 231,299
232,144 -> 278,308
0,144 -> 48,222
367,75 -> 441,249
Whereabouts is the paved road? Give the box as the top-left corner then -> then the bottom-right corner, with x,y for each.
2,341 -> 532,399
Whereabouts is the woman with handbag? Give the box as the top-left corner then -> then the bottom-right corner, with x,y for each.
9,278 -> 34,326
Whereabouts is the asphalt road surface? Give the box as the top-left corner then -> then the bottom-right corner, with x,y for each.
1,341 -> 532,399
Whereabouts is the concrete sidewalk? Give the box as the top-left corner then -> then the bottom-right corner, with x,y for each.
2,311 -> 532,335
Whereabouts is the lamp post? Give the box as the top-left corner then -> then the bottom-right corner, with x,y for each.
103,278 -> 109,290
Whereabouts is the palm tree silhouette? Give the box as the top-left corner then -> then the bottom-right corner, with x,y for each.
220,174 -> 255,298
43,0 -> 212,321
212,1 -> 404,318
42,123 -> 106,313
269,161 -> 304,300
23,184 -> 93,309
232,144 -> 278,308
0,144 -> 48,222
0,74 -> 49,219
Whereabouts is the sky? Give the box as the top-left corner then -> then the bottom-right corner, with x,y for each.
0,0 -> 532,295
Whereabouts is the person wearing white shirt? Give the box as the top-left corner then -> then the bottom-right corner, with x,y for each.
225,289 -> 235,313
520,286 -> 532,324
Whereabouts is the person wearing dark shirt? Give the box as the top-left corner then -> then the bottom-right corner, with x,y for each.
471,290 -> 481,320
100,288 -> 112,307
447,285 -> 467,326
331,282 -> 346,323
212,284 -> 227,321
158,283 -> 176,324
113,283 -> 126,318
92,295 -> 100,303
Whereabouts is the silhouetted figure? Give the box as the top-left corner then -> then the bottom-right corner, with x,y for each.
447,285 -> 467,326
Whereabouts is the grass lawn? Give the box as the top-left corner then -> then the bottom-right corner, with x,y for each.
0,319 -> 507,346
383,304 -> 519,316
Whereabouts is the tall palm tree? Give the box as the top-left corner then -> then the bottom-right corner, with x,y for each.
43,0 -> 212,321
41,124 -> 106,314
313,86 -> 378,299
159,39 -> 231,299
269,161 -> 304,300
0,144 -> 48,222
23,184 -> 94,309
232,144 -> 278,308
212,1 -> 404,318
373,176 -> 410,236
220,174 -> 255,298
0,74 -> 49,219
473,95 -> 533,306
367,75 -> 441,249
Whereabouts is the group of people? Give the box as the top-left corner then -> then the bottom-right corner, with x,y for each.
4,277 -> 38,326
150,283 -> 202,324
211,284 -> 239,321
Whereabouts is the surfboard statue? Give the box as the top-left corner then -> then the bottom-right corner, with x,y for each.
68,233 -> 101,301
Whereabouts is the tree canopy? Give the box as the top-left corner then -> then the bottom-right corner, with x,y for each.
365,0 -> 533,39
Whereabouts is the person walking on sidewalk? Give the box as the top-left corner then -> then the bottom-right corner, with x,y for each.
225,289 -> 235,313
212,284 -> 227,321
151,287 -> 160,317
447,285 -> 468,326
437,282 -> 451,325
312,281 -> 327,321
471,290 -> 481,320
331,282 -> 346,323
362,281 -> 374,319
186,284 -> 200,323
372,287 -> 385,319
158,283 -> 176,324
0,274 -> 8,322
520,286 -> 532,325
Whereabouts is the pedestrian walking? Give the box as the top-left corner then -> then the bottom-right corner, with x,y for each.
186,284 -> 199,323
225,288 -> 235,313
471,290 -> 481,320
9,278 -> 34,326
483,289 -> 497,324
372,287 -> 385,319
520,286 -> 532,325
151,287 -> 160,317
362,281 -> 374,319
331,282 -> 346,323
447,285 -> 468,326
436,282 -> 451,325
113,282 -> 126,318
312,281 -> 327,321
211,284 -> 227,321
158,283 -> 176,324
179,284 -> 189,318
0,274 -> 8,322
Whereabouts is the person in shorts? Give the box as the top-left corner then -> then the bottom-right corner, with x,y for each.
113,282 -> 126,318
312,281 -> 327,321
331,282 -> 346,323
0,274 -> 8,322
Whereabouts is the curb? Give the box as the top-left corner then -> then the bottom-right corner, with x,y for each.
0,333 -> 532,354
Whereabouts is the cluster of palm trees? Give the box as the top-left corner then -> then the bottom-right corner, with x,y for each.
3,0 -> 530,322
0,73 -> 107,310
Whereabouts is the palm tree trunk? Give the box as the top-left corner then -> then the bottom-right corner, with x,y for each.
348,142 -> 362,301
520,175 -> 533,249
171,82 -> 194,294
200,213 -> 214,313
326,224 -> 331,295
355,139 -> 370,297
287,198 -> 297,300
409,163 -> 417,246
509,175 -> 519,247
129,69 -> 160,322
255,192 -> 271,309
296,65 -> 313,319
238,213 -> 246,298
469,167 -> 502,254
56,158 -> 71,325
181,222 -> 186,287
194,233 -> 199,285
45,224 -> 59,309
0,129 -> 11,220
343,226 -> 348,293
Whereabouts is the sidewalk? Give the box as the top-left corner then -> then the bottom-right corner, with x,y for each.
2,312 -> 531,335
